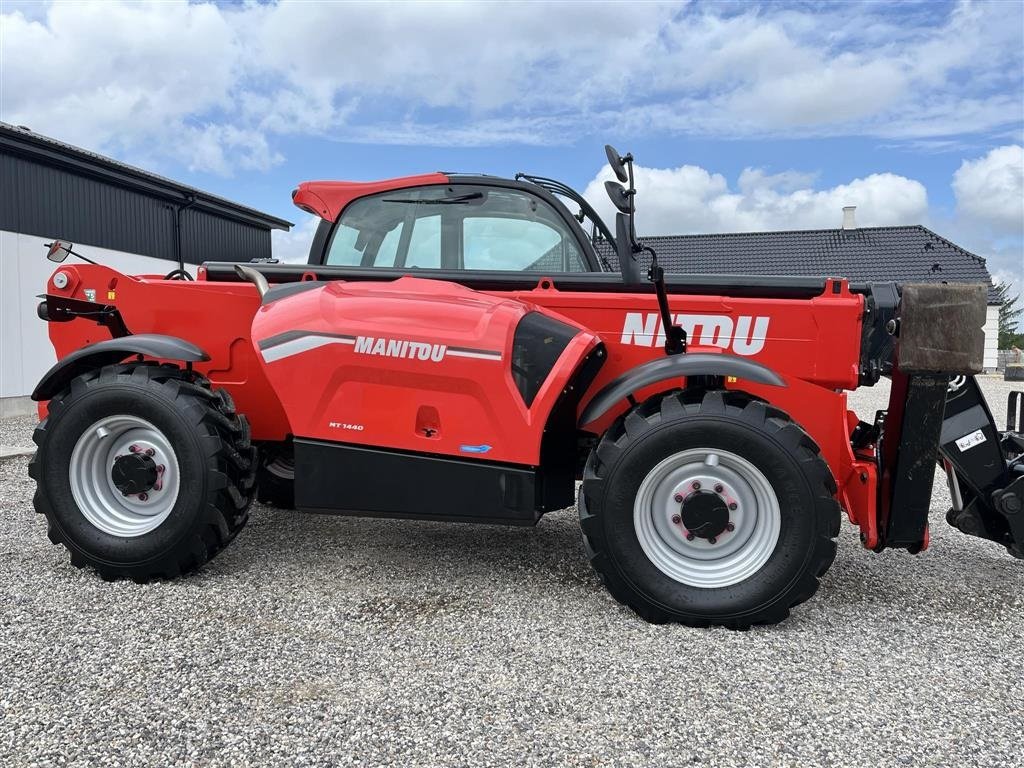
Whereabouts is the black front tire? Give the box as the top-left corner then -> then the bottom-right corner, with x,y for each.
580,389 -> 840,629
28,363 -> 256,581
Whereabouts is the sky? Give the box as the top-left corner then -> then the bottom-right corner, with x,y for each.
1,0 -> 1022,289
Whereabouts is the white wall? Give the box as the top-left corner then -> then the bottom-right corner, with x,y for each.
0,230 -> 175,399
984,304 -> 999,372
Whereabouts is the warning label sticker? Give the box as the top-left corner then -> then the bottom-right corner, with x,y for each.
954,429 -> 987,452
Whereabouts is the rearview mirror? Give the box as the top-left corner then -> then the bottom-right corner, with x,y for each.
46,240 -> 71,263
605,144 -> 629,183
604,181 -> 632,214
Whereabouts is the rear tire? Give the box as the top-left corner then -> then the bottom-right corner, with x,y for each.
580,390 -> 840,628
28,363 -> 256,581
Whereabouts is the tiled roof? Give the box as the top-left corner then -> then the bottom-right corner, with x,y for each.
595,225 -> 998,303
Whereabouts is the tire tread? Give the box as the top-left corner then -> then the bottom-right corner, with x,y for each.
580,389 -> 840,629
28,363 -> 256,581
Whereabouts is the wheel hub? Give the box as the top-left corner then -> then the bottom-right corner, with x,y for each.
633,448 -> 782,588
111,453 -> 158,495
680,490 -> 730,541
69,415 -> 180,538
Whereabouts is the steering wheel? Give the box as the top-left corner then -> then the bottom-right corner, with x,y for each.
163,268 -> 194,281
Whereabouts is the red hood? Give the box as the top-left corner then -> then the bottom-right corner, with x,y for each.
291,173 -> 449,222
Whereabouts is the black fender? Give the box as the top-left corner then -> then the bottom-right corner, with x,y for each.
32,334 -> 210,401
578,352 -> 785,429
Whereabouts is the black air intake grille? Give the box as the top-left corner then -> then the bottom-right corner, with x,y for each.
511,312 -> 578,407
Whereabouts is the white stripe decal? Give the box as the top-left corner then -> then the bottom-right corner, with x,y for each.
261,336 -> 354,363
446,349 -> 503,361
259,333 -> 501,363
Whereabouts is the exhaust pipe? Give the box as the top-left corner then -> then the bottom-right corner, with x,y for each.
234,264 -> 270,299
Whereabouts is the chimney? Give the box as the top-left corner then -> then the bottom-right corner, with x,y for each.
842,205 -> 857,230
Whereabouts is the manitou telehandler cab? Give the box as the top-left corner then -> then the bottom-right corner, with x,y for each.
29,146 -> 1023,628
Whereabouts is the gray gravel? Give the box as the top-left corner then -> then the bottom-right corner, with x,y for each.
2,377 -> 1022,767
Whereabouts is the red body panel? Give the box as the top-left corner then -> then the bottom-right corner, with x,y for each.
511,277 -> 863,410
251,276 -> 599,465
43,265 -> 289,439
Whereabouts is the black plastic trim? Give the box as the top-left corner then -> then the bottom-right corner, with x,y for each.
511,312 -> 578,407
262,280 -> 324,305
578,353 -> 785,428
537,343 -> 606,507
32,334 -> 209,401
294,439 -> 542,525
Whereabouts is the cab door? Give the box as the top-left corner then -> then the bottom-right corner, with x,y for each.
314,182 -> 594,275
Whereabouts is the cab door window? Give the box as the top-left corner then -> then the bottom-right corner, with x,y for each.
325,184 -> 585,271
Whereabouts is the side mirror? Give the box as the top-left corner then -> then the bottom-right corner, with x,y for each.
615,213 -> 643,286
604,181 -> 633,214
605,144 -> 629,183
46,240 -> 71,263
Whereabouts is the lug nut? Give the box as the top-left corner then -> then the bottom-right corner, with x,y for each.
129,445 -> 139,453
674,493 -> 684,503
692,481 -> 701,491
138,492 -> 148,501
156,465 -> 165,473
714,484 -> 724,493
728,502 -> 738,511
145,448 -> 155,456
685,532 -> 695,541
708,536 -> 717,545
671,514 -> 681,524
153,482 -> 162,491
726,522 -> 735,532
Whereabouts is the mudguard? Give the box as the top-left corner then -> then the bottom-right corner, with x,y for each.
32,334 -> 209,401
578,352 -> 785,429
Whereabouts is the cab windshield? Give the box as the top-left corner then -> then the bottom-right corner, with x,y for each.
325,184 -> 589,272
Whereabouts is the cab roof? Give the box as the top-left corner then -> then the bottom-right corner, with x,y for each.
291,173 -> 449,222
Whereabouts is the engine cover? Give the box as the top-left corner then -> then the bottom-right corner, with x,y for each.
250,276 -> 599,466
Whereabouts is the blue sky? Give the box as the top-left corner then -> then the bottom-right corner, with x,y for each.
2,0 -> 1022,288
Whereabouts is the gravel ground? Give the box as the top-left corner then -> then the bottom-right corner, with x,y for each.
1,376 -> 1022,767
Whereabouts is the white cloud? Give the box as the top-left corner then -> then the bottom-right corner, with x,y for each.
582,164 -> 928,236
952,145 -> 1024,234
576,153 -> 1022,293
271,214 -> 320,263
0,1 -> 247,172
1,0 -> 1021,173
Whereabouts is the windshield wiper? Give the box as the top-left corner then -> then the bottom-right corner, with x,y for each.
382,192 -> 484,205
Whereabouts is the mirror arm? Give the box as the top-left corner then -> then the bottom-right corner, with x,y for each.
645,247 -> 685,355
610,145 -> 683,355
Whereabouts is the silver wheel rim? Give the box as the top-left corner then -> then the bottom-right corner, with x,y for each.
69,415 -> 181,538
633,448 -> 781,588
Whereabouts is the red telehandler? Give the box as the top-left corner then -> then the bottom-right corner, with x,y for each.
28,146 -> 1023,628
